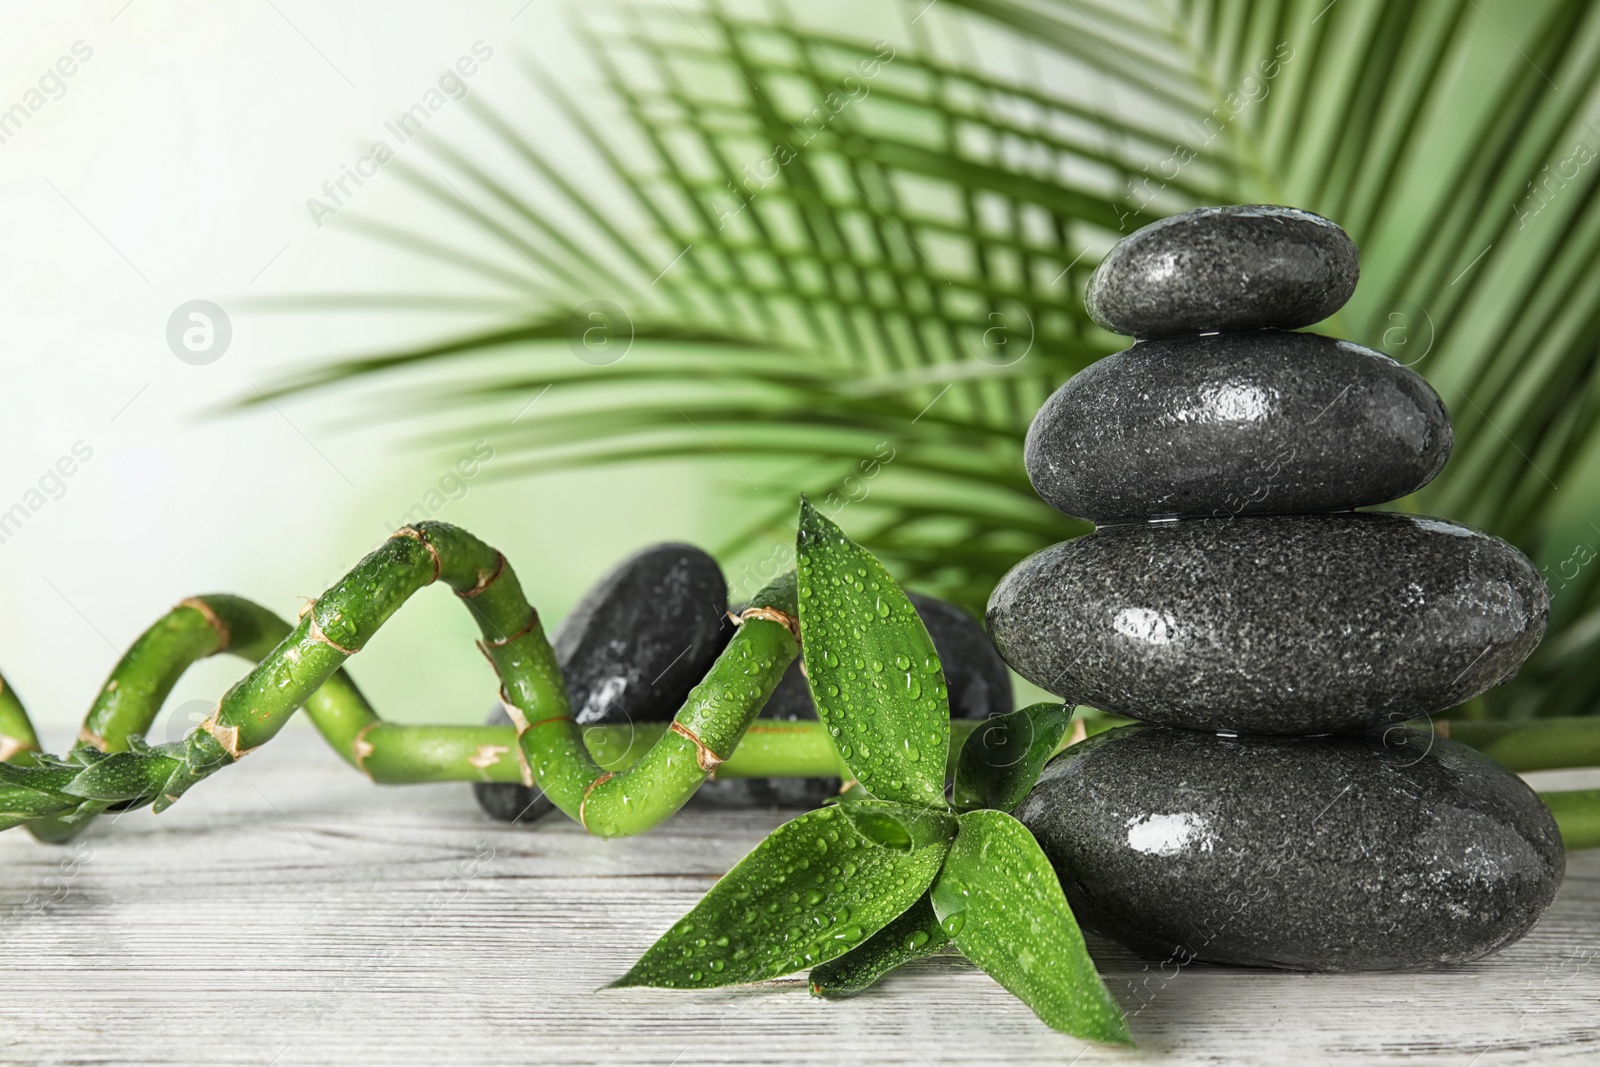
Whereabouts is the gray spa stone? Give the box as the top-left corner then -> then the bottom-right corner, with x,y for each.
695,592 -> 1014,808
1025,332 -> 1452,523
1086,205 -> 1359,338
474,542 -> 732,824
1015,725 -> 1565,971
986,513 -> 1548,734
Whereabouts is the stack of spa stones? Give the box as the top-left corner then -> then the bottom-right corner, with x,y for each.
988,206 -> 1564,971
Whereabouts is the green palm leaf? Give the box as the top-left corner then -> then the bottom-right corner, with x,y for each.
251,0 -> 1600,720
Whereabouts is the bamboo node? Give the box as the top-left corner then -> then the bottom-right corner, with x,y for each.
579,772 -> 615,833
728,605 -> 801,644
352,721 -> 379,775
199,710 -> 252,760
468,744 -> 510,770
391,527 -> 442,584
77,726 -> 106,751
485,610 -> 540,648
670,721 -> 724,773
307,612 -> 359,656
501,699 -> 531,734
457,553 -> 506,598
178,597 -> 231,652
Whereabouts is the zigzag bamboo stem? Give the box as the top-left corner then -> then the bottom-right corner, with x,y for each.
0,520 -> 1597,849
0,521 -> 797,840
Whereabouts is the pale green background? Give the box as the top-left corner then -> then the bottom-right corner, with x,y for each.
0,1 -> 731,736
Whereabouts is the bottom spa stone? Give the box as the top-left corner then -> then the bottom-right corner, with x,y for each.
1014,726 -> 1564,971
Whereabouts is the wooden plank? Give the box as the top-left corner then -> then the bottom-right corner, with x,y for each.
0,725 -> 1595,1066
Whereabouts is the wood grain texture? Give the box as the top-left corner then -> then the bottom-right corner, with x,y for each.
1,726 -> 1596,1066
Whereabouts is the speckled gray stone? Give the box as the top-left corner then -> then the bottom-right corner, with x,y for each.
986,513 -> 1548,734
1015,725 -> 1565,971
474,542 -> 731,824
695,592 -> 1014,808
1025,333 -> 1452,523
1086,205 -> 1359,338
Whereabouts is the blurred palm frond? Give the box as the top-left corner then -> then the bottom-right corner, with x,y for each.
253,0 -> 1600,720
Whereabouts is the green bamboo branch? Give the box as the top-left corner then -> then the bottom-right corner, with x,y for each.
0,522 -> 799,841
1442,719 -> 1600,773
0,672 -> 43,762
1,520 -> 1598,850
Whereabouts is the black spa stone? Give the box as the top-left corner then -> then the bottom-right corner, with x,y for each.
986,513 -> 1548,734
1025,332 -> 1452,523
473,542 -> 732,824
1085,205 -> 1359,338
694,592 -> 1015,808
1015,725 -> 1565,971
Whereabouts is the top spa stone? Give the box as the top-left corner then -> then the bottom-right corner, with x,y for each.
1025,332 -> 1453,523
1085,205 -> 1360,338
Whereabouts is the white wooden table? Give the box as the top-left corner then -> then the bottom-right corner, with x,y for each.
1,726 -> 1596,1066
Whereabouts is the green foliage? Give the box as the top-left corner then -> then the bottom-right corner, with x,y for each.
0,733 -> 229,829
836,798 -> 958,851
797,498 -> 949,806
808,891 -> 948,998
255,0 -> 1600,721
624,502 -> 1129,1041
930,810 -> 1132,1046
953,702 -> 1074,813
613,804 -> 950,988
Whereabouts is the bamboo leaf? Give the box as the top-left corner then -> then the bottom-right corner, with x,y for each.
952,702 -> 1074,814
808,891 -> 947,998
615,805 -> 947,988
931,810 -> 1131,1046
836,798 -> 957,852
796,498 -> 950,808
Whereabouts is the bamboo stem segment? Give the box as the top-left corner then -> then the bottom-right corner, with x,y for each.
0,522 -> 799,841
1,522 -> 1598,849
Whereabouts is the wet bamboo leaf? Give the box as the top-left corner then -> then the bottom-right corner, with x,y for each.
0,785 -> 79,819
930,810 -> 1132,1046
796,498 -> 949,808
808,891 -> 948,998
837,798 -> 957,852
615,805 -> 948,989
62,750 -> 175,802
952,702 -> 1074,813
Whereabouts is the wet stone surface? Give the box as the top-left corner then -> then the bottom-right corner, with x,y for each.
986,513 -> 1548,734
1016,725 -> 1565,971
474,542 -> 731,824
1024,332 -> 1452,523
1085,205 -> 1360,338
